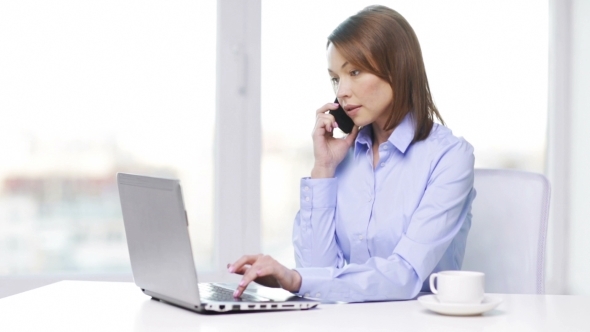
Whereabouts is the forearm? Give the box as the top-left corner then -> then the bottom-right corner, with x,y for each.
295,255 -> 422,302
293,209 -> 344,268
292,177 -> 344,268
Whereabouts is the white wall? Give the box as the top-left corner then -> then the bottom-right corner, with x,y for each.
547,0 -> 590,295
568,0 -> 590,295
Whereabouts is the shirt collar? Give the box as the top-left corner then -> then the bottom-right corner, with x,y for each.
353,112 -> 415,157
387,112 -> 415,154
354,126 -> 373,158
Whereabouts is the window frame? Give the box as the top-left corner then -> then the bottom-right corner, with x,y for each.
209,0 -> 261,282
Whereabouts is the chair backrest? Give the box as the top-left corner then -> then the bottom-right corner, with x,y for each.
462,169 -> 550,294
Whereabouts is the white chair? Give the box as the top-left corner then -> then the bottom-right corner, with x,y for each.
462,169 -> 550,294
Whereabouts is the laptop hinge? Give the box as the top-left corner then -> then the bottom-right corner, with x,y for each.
142,288 -> 203,312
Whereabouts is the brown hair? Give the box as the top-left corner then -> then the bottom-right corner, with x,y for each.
328,5 -> 444,142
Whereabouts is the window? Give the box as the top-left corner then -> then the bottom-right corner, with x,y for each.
0,1 -> 217,274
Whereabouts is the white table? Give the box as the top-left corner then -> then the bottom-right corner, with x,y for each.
0,281 -> 588,331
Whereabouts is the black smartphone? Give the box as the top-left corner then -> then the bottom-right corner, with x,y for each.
328,98 -> 355,134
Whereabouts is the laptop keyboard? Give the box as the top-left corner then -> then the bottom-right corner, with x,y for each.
198,283 -> 264,302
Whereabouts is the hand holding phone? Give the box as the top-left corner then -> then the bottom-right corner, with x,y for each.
311,100 -> 359,179
328,98 -> 355,134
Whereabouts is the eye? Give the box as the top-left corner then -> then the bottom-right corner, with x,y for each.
350,70 -> 360,76
330,77 -> 339,85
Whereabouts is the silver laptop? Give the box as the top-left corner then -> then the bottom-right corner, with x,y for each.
117,173 -> 319,313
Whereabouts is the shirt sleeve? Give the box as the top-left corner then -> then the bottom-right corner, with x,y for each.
292,177 -> 346,269
294,139 -> 475,302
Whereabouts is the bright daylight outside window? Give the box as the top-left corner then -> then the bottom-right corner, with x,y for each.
0,1 -> 216,274
261,0 -> 548,267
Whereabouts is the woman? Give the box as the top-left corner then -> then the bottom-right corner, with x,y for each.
228,5 -> 475,302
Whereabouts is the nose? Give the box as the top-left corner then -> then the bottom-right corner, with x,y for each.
335,78 -> 351,100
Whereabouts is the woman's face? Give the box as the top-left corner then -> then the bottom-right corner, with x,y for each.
327,43 -> 394,129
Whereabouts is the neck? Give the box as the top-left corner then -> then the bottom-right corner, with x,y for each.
371,123 -> 394,147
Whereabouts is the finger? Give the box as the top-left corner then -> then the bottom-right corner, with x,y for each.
233,264 -> 251,275
316,113 -> 336,123
315,102 -> 340,115
313,116 -> 336,135
234,264 -> 264,297
228,262 -> 250,273
228,254 -> 261,273
344,124 -> 360,145
234,255 -> 277,297
227,263 -> 249,275
315,114 -> 336,133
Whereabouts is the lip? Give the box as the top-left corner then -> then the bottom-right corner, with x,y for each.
344,105 -> 361,116
343,104 -> 361,112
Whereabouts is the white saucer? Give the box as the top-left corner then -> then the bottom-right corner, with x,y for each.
417,295 -> 502,316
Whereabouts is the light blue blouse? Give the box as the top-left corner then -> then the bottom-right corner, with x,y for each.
293,113 -> 476,302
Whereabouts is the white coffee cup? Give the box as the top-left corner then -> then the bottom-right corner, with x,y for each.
429,270 -> 485,304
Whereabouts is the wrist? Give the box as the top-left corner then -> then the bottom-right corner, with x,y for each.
290,269 -> 302,293
311,165 -> 335,178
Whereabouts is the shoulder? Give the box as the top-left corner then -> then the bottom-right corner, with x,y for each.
414,123 -> 474,159
407,123 -> 474,178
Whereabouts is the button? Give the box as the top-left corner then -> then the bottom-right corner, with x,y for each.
359,235 -> 364,240
305,196 -> 310,202
304,186 -> 309,191
380,163 -> 385,167
367,195 -> 373,202
304,293 -> 310,297
382,145 -> 388,150
315,293 -> 321,297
